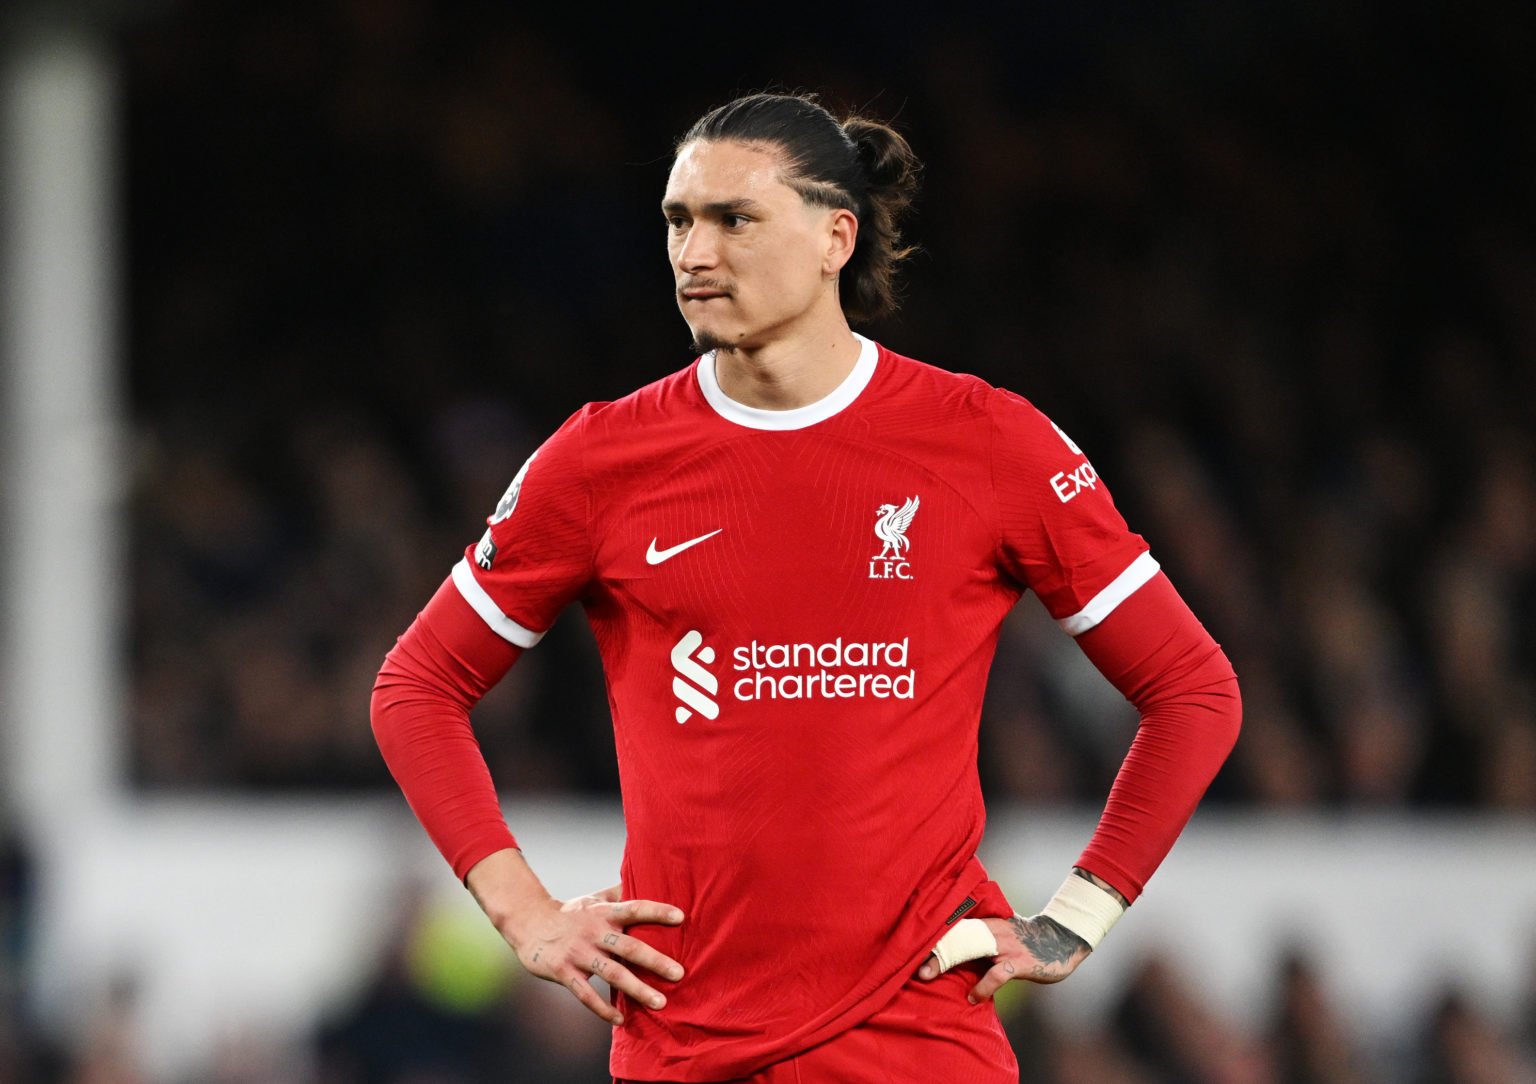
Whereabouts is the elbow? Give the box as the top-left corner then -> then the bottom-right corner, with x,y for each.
1212,658 -> 1243,760
370,641 -> 423,758
1222,678 -> 1243,758
369,674 -> 388,733
1177,647 -> 1243,764
369,665 -> 401,758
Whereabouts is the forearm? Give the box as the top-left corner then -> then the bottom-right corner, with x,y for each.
1071,573 -> 1242,901
1074,668 -> 1240,898
371,577 -> 523,880
370,669 -> 516,879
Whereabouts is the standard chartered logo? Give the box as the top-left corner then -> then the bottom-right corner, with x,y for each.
671,630 -> 719,724
668,630 -> 915,724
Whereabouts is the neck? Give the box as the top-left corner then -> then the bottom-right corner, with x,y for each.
711,320 -> 861,411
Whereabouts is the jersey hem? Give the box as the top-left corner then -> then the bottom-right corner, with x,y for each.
609,858 -> 1007,1081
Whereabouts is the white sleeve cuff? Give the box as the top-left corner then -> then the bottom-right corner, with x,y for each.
1057,552 -> 1160,636
450,558 -> 546,648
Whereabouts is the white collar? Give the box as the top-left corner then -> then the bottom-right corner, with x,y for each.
696,333 -> 878,431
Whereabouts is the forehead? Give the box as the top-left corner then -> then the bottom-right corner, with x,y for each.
664,140 -> 798,206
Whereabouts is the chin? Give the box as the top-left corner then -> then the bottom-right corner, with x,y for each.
690,331 -> 733,355
686,320 -> 744,355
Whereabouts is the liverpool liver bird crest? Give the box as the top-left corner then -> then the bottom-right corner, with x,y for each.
873,496 -> 920,559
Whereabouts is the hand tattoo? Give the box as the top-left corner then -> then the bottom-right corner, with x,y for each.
1012,915 -> 1089,967
602,932 -> 620,947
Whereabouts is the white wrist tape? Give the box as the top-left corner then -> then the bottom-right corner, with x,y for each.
1040,874 -> 1125,950
928,918 -> 997,973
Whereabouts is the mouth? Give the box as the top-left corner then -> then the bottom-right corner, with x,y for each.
679,280 -> 732,301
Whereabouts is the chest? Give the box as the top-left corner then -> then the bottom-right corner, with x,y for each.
588,435 -> 998,629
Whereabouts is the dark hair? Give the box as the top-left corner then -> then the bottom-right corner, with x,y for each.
677,92 -> 921,324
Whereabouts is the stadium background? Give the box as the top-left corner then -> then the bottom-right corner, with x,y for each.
2,0 -> 1534,1080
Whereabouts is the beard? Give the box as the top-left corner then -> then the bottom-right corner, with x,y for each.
690,330 -> 736,355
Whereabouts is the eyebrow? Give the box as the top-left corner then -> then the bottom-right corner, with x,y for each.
661,197 -> 764,216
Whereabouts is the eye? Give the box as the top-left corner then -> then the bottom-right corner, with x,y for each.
722,213 -> 749,229
664,214 -> 689,230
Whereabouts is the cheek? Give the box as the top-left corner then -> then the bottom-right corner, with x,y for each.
777,254 -> 827,307
755,246 -> 817,296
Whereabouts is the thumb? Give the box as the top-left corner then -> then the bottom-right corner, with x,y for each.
916,955 -> 940,982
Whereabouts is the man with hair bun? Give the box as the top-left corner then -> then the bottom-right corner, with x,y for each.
372,91 -> 1241,1082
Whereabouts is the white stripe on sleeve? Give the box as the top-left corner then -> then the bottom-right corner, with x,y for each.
450,557 -> 547,648
1056,552 -> 1161,636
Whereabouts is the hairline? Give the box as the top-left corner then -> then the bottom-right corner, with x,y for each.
673,136 -> 858,215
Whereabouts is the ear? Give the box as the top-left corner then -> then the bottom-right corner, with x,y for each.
822,208 -> 858,278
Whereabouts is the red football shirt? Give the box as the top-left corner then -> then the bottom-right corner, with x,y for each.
453,335 -> 1157,1080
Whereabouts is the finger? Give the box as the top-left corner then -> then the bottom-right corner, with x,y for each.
587,954 -> 667,1011
601,930 -> 685,981
564,972 -> 624,1026
967,958 -> 1018,1004
929,918 -> 997,975
915,955 -> 939,982
609,899 -> 685,927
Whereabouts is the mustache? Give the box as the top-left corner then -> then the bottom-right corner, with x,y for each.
679,277 -> 733,294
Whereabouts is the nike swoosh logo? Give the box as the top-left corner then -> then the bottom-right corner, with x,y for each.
646,529 -> 723,565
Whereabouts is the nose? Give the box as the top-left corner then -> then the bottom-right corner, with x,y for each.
676,223 -> 717,273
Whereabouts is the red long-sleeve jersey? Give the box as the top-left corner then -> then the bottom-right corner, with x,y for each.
372,335 -> 1240,1081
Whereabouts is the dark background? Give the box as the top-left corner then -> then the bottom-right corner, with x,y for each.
121,1 -> 1535,811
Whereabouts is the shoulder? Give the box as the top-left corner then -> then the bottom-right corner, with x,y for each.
867,344 -> 997,421
540,359 -> 701,447
984,384 -> 1081,451
871,345 -> 1094,486
870,345 -> 1060,438
531,360 -> 712,496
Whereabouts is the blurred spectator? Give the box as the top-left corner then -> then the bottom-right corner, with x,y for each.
1269,951 -> 1372,1084
315,902 -> 499,1083
1111,953 -> 1270,1082
65,976 -> 146,1084
1413,989 -> 1536,1084
0,822 -> 64,1083
315,885 -> 608,1083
